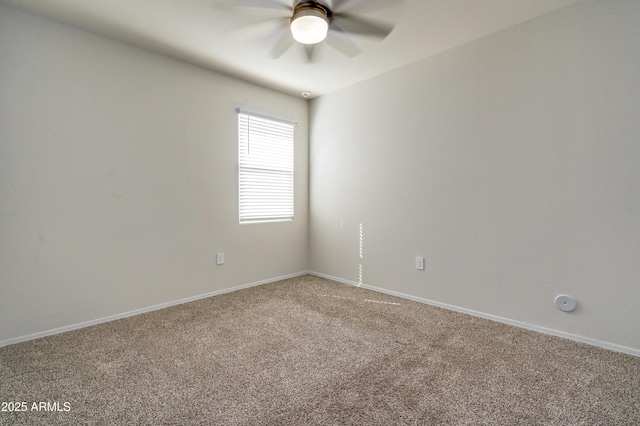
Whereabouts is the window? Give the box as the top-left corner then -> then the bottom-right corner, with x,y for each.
238,111 -> 294,223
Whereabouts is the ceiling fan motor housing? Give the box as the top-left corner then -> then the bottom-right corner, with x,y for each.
292,1 -> 332,19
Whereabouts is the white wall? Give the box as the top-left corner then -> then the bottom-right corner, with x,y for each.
310,0 -> 640,352
2,0 -> 638,355
0,5 -> 309,343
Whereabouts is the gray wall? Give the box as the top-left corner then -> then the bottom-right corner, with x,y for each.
0,5 -> 309,343
310,0 -> 640,352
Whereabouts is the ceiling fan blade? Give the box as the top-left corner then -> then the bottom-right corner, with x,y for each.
331,0 -> 403,13
212,0 -> 292,11
304,45 -> 317,63
269,26 -> 295,58
325,27 -> 361,57
228,16 -> 288,40
331,13 -> 394,39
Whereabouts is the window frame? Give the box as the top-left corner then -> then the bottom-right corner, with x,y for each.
237,110 -> 295,224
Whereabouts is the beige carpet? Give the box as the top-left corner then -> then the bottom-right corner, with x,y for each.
1,274 -> 638,425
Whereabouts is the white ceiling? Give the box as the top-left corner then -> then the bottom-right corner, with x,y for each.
1,0 -> 583,98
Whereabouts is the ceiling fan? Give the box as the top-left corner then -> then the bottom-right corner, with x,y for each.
214,0 -> 403,61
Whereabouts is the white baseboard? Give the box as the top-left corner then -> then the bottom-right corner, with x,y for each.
4,270 -> 637,358
0,271 -> 309,348
309,271 -> 640,358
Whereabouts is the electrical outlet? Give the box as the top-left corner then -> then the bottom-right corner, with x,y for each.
415,256 -> 425,270
216,252 -> 224,265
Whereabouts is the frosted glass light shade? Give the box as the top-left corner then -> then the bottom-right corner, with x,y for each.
290,13 -> 329,44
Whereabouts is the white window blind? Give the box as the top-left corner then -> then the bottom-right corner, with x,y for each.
238,111 -> 294,223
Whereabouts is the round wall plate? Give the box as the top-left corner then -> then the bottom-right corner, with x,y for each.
555,294 -> 577,312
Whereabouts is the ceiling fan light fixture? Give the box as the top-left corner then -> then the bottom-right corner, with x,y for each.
290,8 -> 329,45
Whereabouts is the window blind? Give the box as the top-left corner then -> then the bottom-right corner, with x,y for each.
238,112 -> 294,223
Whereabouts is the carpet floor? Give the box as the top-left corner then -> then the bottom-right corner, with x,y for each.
1,274 -> 638,425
